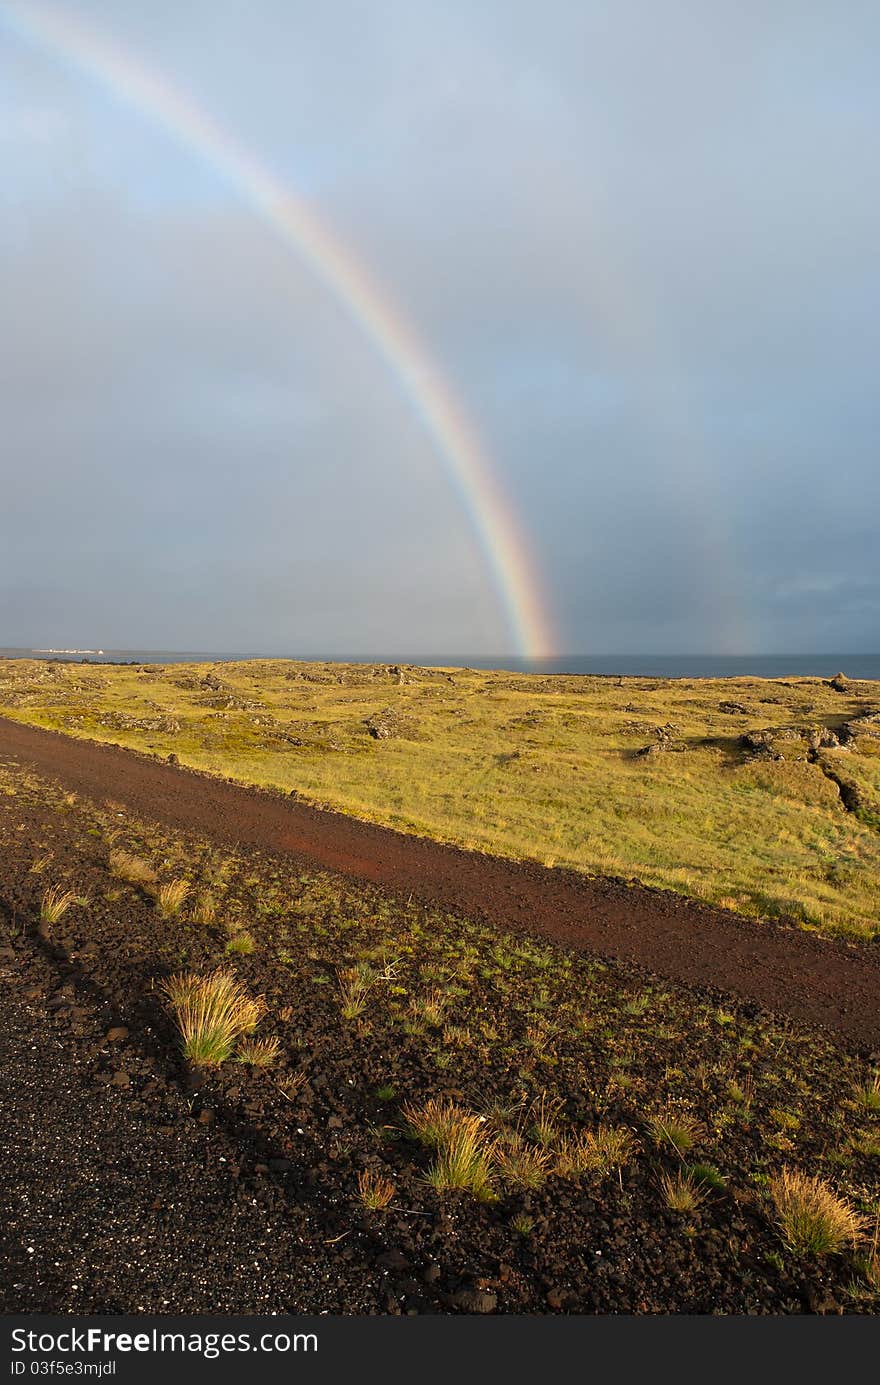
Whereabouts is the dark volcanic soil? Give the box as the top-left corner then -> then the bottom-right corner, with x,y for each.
2,716 -> 878,1051
2,765 -> 876,1315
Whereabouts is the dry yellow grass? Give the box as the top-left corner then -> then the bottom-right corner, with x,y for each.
659,1169 -> 707,1214
161,968 -> 265,1066
770,1169 -> 867,1255
555,1124 -> 636,1177
235,1035 -> 280,1067
39,884 -> 76,924
109,849 -> 157,890
403,1096 -> 469,1148
356,1169 -> 396,1210
156,878 -> 189,918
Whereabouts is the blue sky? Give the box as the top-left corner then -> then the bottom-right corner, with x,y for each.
2,1 -> 879,655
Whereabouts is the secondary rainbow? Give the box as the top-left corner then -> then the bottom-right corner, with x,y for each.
2,0 -> 557,659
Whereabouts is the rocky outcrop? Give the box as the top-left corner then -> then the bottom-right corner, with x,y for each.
740,729 -> 781,759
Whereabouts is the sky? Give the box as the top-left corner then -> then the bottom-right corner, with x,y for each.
2,0 -> 879,657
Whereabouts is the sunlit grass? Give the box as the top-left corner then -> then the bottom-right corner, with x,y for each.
236,1035 -> 280,1067
403,1096 -> 468,1148
161,968 -> 265,1066
4,657 -> 879,938
555,1124 -> 636,1178
357,1169 -> 396,1210
109,849 -> 157,890
770,1169 -> 867,1256
423,1111 -> 498,1202
156,878 -> 189,918
493,1134 -> 551,1190
853,1071 -> 880,1111
40,884 -> 76,924
659,1168 -> 707,1214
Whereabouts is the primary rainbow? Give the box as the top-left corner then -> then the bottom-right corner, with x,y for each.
2,0 -> 557,659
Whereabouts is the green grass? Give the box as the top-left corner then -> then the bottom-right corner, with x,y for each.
3,657 -> 879,939
422,1111 -> 498,1201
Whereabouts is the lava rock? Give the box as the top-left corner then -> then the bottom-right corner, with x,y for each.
447,1287 -> 498,1314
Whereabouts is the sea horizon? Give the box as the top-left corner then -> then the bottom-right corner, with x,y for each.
2,647 -> 880,681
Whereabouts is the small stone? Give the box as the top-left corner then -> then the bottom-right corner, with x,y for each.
197,1108 -> 214,1125
546,1286 -> 566,1310
448,1287 -> 497,1314
105,1026 -> 129,1043
111,1070 -> 130,1087
327,1115 -> 344,1129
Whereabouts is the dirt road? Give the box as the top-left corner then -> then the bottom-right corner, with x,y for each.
2,715 -> 878,1049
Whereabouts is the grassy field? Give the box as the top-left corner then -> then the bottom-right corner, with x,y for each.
1,657 -> 879,940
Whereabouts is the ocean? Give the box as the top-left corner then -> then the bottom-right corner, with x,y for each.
2,648 -> 879,680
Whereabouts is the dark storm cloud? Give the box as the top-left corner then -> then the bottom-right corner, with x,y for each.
2,1 -> 879,654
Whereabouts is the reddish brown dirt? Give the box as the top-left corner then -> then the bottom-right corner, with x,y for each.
2,715 -> 879,1051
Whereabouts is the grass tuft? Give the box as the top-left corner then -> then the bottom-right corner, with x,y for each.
527,1091 -> 565,1148
511,1212 -> 534,1236
236,1036 -> 280,1067
555,1124 -> 636,1178
403,1096 -> 468,1148
853,1072 -> 880,1112
659,1169 -> 707,1214
410,987 -> 447,1026
276,1070 -> 308,1102
109,850 -> 157,890
192,892 -> 218,925
161,968 -> 265,1066
647,1108 -> 702,1155
688,1163 -> 726,1190
424,1111 -> 497,1202
770,1168 -> 867,1256
357,1169 -> 396,1210
156,878 -> 189,918
493,1134 -> 551,1190
225,931 -> 256,955
40,884 -> 76,924
336,958 -> 397,1020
